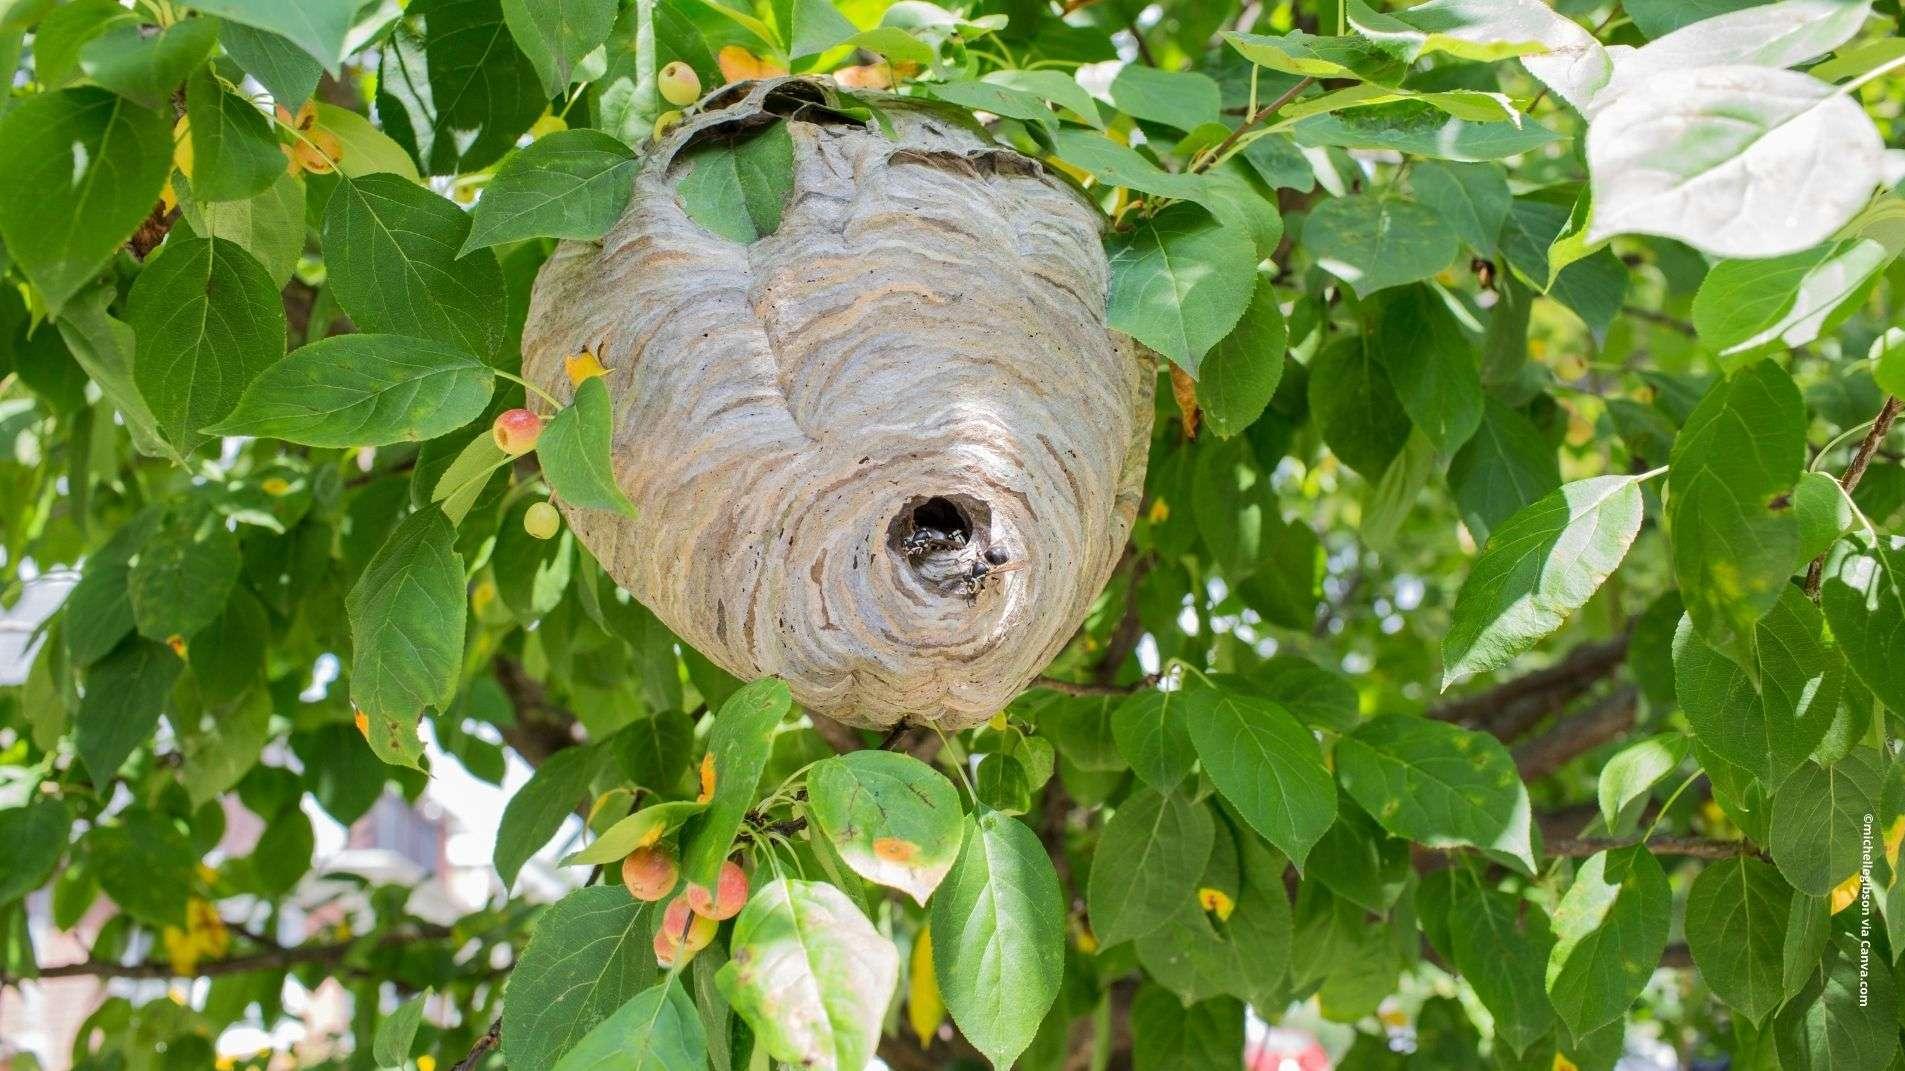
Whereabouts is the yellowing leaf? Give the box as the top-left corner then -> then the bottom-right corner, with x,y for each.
908,928 -> 944,1047
1829,871 -> 1863,915
1198,887 -> 1235,921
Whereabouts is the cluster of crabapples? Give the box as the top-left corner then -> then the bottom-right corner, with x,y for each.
621,846 -> 749,967
488,408 -> 563,540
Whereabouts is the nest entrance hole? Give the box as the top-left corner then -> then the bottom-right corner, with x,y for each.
889,494 -> 999,596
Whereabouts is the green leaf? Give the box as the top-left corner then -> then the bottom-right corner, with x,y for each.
1821,534 -> 1905,718
184,68 -> 283,203
780,0 -> 857,59
126,236 -> 287,455
1774,932 -> 1897,1071
57,286 -> 181,463
1597,732 -> 1691,836
87,807 -> 195,927
129,506 -> 241,642
1303,194 -> 1458,298
1449,874 -> 1555,1054
930,809 -> 1065,1070
503,0 -> 618,95
1674,587 -> 1841,792
503,886 -> 659,1071
211,334 -> 495,446
1292,102 -> 1560,163
1130,989 -> 1243,1071
924,80 -> 1059,131
64,516 -> 153,670
78,16 -> 218,108
562,800 -> 704,867
312,102 -> 423,181
1183,688 -> 1335,867
1086,787 -> 1215,946
675,122 -> 796,244
1108,64 -> 1221,131
541,377 -> 637,517
0,799 -> 72,907
983,69 -> 1101,127
1587,66 -> 1879,259
463,129 -> 639,253
323,174 -> 509,364
1625,0 -> 1764,37
1336,713 -> 1535,869
1544,845 -> 1671,1037
175,171 -> 307,286
346,509 -> 467,770
377,0 -> 547,175
1243,657 -> 1359,732
1134,834 -> 1292,1009
219,22 -> 323,107
1197,274 -> 1287,438
1222,29 -> 1405,81
1769,751 -> 1884,896
1691,239 -> 1888,356
1442,475 -> 1646,686
716,878 -> 900,1071
182,0 -> 357,67
1367,284 -> 1483,455
679,678 -> 792,889
807,750 -> 964,905
1666,360 -> 1805,655
373,989 -> 431,1068
1348,0 -> 1592,62
495,743 -> 605,888
0,88 -> 171,313
552,980 -> 707,1071
1307,333 -> 1411,479
1685,857 -> 1792,1025
1111,689 -> 1197,792
1048,132 -> 1283,260
1409,160 -> 1509,255
1446,397 -> 1560,545
1107,203 -> 1258,372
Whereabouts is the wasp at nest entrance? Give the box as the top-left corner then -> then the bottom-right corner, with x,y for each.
891,495 -> 1019,603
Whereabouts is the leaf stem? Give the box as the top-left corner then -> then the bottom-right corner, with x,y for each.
1639,770 -> 1703,844
1193,76 -> 1317,174
494,368 -> 564,409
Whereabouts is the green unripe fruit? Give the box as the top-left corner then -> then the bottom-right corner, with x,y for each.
524,500 -> 561,540
658,61 -> 701,107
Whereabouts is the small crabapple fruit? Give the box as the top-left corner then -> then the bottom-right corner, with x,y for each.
658,61 -> 701,107
621,845 -> 679,902
685,860 -> 748,920
524,501 -> 561,540
654,894 -> 718,966
492,408 -> 541,454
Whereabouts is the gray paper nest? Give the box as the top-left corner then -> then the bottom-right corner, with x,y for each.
524,77 -> 1153,729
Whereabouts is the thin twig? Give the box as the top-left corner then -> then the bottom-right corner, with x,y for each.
1621,305 -> 1696,337
1194,76 -> 1316,174
1033,673 -> 1159,697
452,1017 -> 502,1071
1805,395 -> 1902,596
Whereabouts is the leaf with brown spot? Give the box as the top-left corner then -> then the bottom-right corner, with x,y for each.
808,751 -> 964,904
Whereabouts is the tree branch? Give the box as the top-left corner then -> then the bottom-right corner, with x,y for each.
1194,76 -> 1316,174
1431,632 -> 1630,740
1511,685 -> 1639,780
1543,834 -> 1758,860
22,926 -> 452,983
492,656 -> 582,765
452,1017 -> 502,1071
1805,394 -> 1902,596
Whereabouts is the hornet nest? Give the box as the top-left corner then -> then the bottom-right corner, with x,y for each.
523,77 -> 1154,730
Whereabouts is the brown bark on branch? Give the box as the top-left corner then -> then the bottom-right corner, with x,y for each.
19,925 -> 452,982
1805,395 -> 1902,596
1432,632 -> 1630,740
1512,685 -> 1639,780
